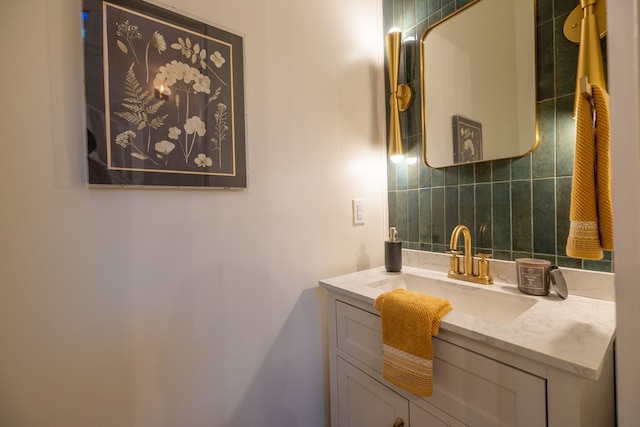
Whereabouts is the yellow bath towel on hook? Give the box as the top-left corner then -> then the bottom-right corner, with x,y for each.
566,83 -> 613,259
374,288 -> 452,396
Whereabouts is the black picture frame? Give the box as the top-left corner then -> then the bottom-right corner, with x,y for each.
452,115 -> 483,164
83,0 -> 246,188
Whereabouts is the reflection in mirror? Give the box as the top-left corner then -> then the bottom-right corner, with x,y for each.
421,0 -> 537,168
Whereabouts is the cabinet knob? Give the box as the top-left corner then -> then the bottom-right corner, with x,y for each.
393,417 -> 405,427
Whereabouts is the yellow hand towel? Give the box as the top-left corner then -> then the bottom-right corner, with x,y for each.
566,84 -> 613,259
374,288 -> 452,396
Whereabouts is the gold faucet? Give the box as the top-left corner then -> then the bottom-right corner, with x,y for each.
447,224 -> 493,285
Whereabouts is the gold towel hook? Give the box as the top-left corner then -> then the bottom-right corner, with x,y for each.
563,0 -> 607,44
565,0 -> 607,117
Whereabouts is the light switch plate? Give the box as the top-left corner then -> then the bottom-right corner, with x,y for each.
352,199 -> 365,225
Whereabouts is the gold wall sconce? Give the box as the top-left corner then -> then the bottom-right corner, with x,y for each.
386,28 -> 414,163
563,0 -> 607,115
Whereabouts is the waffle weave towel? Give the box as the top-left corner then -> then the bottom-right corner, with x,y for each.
374,288 -> 452,396
566,84 -> 613,259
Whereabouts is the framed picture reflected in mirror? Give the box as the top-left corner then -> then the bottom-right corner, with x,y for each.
452,115 -> 483,164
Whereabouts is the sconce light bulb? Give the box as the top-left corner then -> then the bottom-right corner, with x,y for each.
406,156 -> 418,165
390,154 -> 405,163
388,27 -> 402,34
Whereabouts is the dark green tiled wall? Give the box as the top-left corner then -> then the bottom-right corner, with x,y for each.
384,0 -> 612,272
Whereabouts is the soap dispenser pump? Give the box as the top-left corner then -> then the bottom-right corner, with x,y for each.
385,227 -> 402,272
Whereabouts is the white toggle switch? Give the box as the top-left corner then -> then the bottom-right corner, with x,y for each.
352,199 -> 365,225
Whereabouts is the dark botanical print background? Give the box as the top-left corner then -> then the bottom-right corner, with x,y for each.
105,3 -> 236,177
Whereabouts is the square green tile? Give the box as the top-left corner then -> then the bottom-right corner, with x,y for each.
493,182 -> 511,250
555,95 -> 576,177
427,0 -> 442,16
512,180 -> 532,252
445,166 -> 458,186
444,186 -> 459,244
458,163 -> 474,184
419,163 -> 432,188
387,159 -> 397,191
396,190 -> 408,241
408,189 -> 419,243
583,259 -> 612,273
393,0 -> 404,28
475,162 -> 492,183
442,0 -> 455,17
475,183 -> 492,249
432,167 -> 445,186
459,184 -> 475,234
536,0 -> 553,24
537,20 -> 554,101
396,160 -> 408,190
417,0 -> 428,23
431,187 -> 445,244
533,100 -> 555,178
388,191 -> 398,232
554,17 -> 579,97
512,153 -> 532,180
419,188 -> 432,243
493,250 -> 511,261
404,0 -> 416,29
492,158 -> 511,182
533,178 -> 556,254
556,176 -> 571,256
554,0 -> 577,17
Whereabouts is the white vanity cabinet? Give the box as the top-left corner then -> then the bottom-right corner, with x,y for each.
325,292 -> 615,427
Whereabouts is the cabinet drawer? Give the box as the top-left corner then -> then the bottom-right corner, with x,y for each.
335,299 -> 547,426
335,300 -> 383,372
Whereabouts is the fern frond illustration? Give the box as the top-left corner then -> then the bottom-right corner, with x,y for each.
114,63 -> 167,151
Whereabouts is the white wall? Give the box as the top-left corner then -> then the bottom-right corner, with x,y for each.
0,1 -> 387,426
609,1 -> 640,426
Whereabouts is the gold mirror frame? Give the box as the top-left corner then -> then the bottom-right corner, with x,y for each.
420,0 -> 538,168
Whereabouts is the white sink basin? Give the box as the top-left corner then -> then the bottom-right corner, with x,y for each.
368,273 -> 537,323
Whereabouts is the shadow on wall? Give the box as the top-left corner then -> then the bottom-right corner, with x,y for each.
229,287 -> 329,426
357,243 -> 372,271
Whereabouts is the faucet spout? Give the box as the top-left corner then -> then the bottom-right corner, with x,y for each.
447,224 -> 492,284
450,225 -> 473,275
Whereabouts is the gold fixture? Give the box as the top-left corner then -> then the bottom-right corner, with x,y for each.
563,0 -> 607,116
385,28 -> 414,163
447,224 -> 493,285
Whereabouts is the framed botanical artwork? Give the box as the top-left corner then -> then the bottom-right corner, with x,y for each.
452,115 -> 483,164
83,0 -> 246,188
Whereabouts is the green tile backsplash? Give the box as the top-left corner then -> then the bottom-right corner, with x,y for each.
384,0 -> 613,272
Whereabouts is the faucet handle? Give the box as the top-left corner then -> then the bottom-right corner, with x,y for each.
446,250 -> 463,275
475,253 -> 493,284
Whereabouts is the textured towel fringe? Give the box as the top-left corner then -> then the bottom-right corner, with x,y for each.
382,344 -> 434,396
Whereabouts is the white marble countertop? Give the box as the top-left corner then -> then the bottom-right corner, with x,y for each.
319,265 -> 616,381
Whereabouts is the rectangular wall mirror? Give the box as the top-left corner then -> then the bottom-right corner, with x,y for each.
420,0 -> 537,168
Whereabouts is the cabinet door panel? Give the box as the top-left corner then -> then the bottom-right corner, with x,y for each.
337,357 -> 408,427
425,339 -> 546,427
411,402 -> 466,427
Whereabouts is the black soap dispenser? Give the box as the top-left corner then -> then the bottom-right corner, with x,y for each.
385,227 -> 402,272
